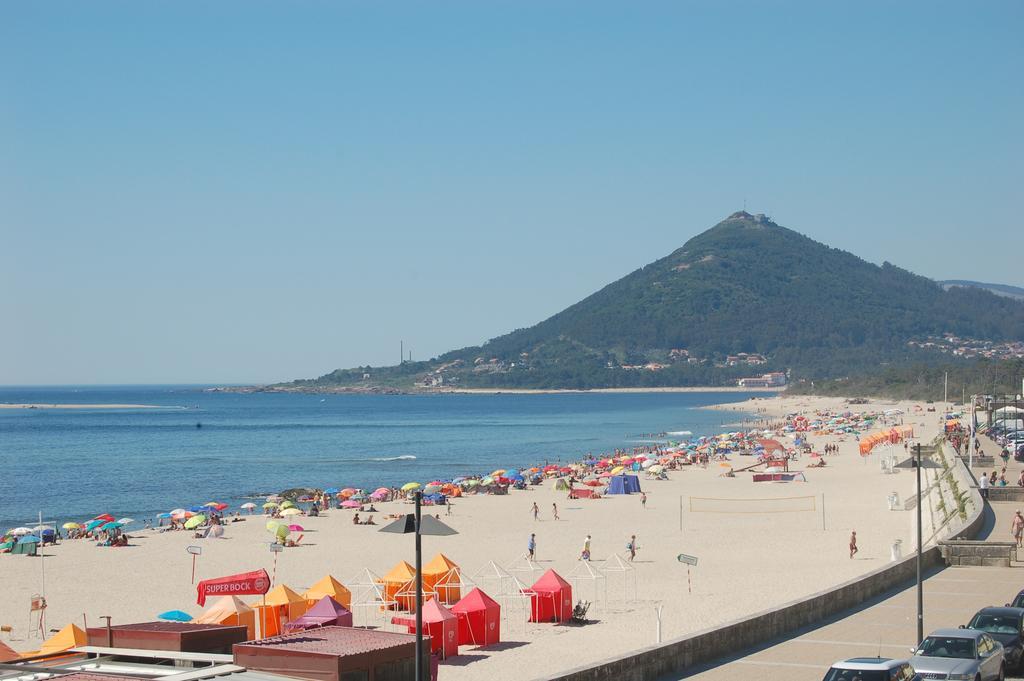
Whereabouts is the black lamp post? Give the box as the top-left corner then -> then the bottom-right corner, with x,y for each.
379,491 -> 457,680
895,443 -> 942,645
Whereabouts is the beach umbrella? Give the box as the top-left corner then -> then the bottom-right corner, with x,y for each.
188,505 -> 207,513
280,500 -> 296,510
157,610 -> 192,622
481,476 -> 494,485
340,488 -> 357,497
32,524 -> 54,533
116,518 -> 135,525
203,502 -> 220,508
9,527 -> 32,536
93,514 -> 115,522
19,535 -> 41,544
170,508 -> 186,516
280,508 -> 302,517
374,487 -> 390,495
288,524 -> 304,532
240,502 -> 256,510
266,523 -> 289,539
62,522 -> 81,530
424,484 -> 442,494
491,469 -> 506,477
462,480 -> 479,488
262,502 -> 279,509
266,520 -> 282,531
100,522 -> 122,531
370,491 -> 388,501
183,515 -> 206,530
324,487 -> 340,494
610,466 -> 625,475
401,482 -> 421,492
156,512 -> 171,519
341,501 -> 361,509
83,520 -> 105,532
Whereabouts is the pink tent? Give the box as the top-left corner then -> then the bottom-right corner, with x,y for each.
284,596 -> 353,631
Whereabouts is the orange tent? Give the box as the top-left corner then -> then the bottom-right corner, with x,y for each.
194,595 -> 256,639
254,584 -> 308,638
0,641 -> 19,662
20,623 -> 87,658
303,575 -> 351,609
378,561 -> 417,610
422,554 -> 461,604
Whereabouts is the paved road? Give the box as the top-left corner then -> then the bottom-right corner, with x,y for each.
665,564 -> 1023,680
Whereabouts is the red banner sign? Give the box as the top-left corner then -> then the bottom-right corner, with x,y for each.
197,569 -> 271,606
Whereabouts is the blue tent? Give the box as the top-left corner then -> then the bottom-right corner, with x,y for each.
606,475 -> 642,495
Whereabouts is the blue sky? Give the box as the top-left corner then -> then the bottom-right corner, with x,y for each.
3,1 -> 1022,385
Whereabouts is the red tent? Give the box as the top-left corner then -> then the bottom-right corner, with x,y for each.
391,598 -> 459,659
451,587 -> 500,646
528,569 -> 572,623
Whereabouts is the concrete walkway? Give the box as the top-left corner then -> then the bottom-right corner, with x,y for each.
663,565 -> 1024,681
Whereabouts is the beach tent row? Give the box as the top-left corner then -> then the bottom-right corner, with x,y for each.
392,586 -> 502,659
378,554 -> 462,611
858,426 -> 914,456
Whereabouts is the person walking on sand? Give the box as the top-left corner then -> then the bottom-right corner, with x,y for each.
641,492 -> 647,509
849,530 -> 858,559
627,535 -> 637,561
1012,511 -> 1024,548
531,502 -> 539,521
527,533 -> 536,560
580,534 -> 591,561
552,502 -> 560,520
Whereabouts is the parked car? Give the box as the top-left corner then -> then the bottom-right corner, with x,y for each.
1008,590 -> 1024,608
965,608 -> 1024,671
910,628 -> 1005,681
822,657 -> 918,680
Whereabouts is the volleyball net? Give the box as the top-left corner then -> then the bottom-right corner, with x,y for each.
688,495 -> 817,514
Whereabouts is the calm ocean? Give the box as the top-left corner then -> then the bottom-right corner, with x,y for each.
2,386 -> 767,528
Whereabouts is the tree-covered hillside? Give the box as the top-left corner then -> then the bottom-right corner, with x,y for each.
280,212 -> 1024,391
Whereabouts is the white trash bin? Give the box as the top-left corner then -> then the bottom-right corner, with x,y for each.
890,539 -> 903,561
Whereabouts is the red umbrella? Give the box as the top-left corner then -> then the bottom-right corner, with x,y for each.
559,467 -> 572,474
93,514 -> 115,522
542,465 -> 558,472
288,524 -> 304,532
213,503 -> 228,511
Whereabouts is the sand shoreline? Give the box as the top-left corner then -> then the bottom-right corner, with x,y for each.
434,386 -> 786,395
2,392 -> 944,680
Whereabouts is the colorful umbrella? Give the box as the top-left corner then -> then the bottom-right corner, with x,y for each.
62,522 -> 81,530
158,610 -> 192,622
280,508 -> 302,517
341,500 -> 361,509
288,524 -> 304,532
183,515 -> 206,530
240,502 -> 256,510
401,482 -> 421,492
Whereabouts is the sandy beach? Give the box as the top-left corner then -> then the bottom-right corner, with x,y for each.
1,393 -> 949,680
434,386 -> 787,395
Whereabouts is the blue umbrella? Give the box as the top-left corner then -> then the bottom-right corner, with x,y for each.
19,535 -> 41,544
156,513 -> 171,519
158,610 -> 192,622
100,522 -> 122,531
84,519 -> 105,532
188,505 -> 207,513
324,487 -> 339,494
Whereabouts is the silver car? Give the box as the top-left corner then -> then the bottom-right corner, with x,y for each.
910,628 -> 1005,681
822,657 -> 918,681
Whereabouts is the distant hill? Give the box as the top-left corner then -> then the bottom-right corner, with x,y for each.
940,280 -> 1024,301
278,212 -> 1024,391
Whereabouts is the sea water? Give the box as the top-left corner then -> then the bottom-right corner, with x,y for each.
1,386 -> 769,527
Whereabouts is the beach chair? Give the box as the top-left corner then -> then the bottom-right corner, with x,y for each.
570,600 -> 591,625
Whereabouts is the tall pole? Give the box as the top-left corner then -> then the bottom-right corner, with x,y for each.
916,443 -> 923,646
415,491 -> 423,681
39,511 -> 46,634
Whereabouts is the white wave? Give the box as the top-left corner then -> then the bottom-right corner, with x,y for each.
667,430 -> 693,436
369,455 -> 418,462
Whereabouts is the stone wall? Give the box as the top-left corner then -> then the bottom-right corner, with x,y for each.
986,487 -> 1024,502
939,540 -> 1016,567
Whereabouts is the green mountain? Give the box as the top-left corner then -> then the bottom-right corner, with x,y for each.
940,280 -> 1024,301
283,212 -> 1024,391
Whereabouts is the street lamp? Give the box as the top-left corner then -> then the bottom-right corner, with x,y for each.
895,443 -> 942,646
379,491 -> 457,681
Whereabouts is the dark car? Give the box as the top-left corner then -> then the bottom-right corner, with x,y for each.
967,607 -> 1024,671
